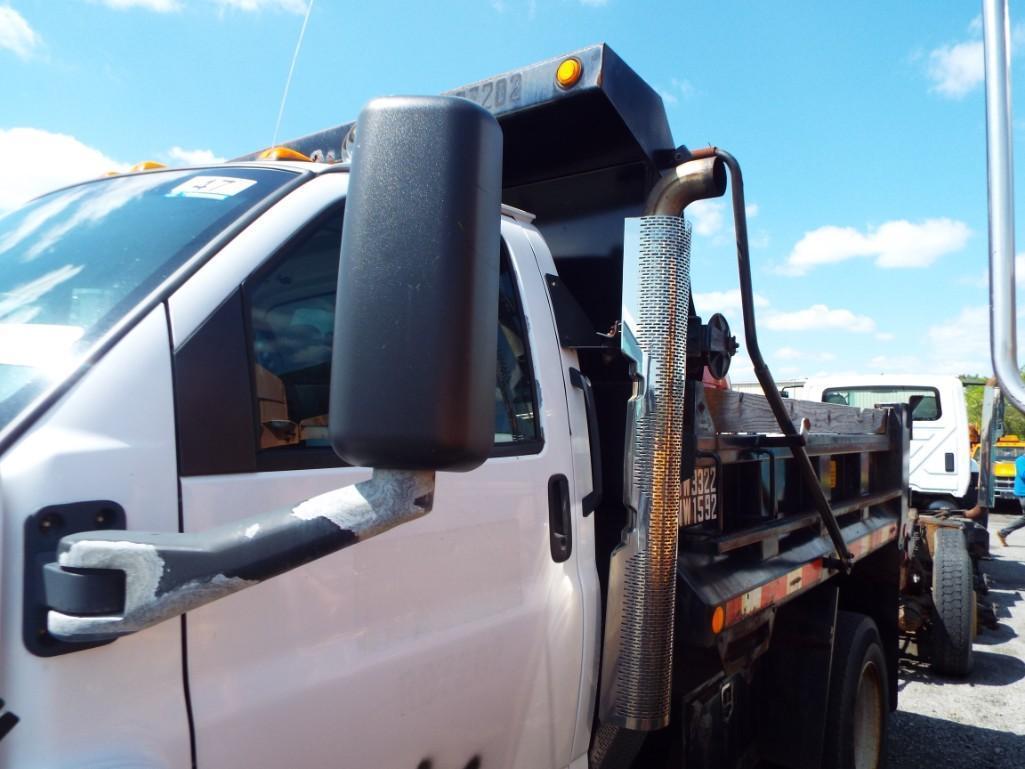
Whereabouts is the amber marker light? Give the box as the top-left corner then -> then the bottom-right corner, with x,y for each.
711,606 -> 725,635
555,57 -> 583,89
258,146 -> 312,162
130,161 -> 167,172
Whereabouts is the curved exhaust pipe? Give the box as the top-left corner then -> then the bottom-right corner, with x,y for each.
593,153 -> 728,764
644,155 -> 727,216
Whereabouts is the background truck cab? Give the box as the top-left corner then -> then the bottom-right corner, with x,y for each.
803,375 -> 971,509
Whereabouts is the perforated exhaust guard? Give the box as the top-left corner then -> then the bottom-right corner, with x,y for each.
598,215 -> 690,731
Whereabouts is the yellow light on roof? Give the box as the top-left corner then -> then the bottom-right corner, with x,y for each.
556,57 -> 583,89
258,146 -> 312,162
130,161 -> 167,172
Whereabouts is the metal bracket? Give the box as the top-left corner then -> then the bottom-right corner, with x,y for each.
687,311 -> 738,379
545,273 -> 615,350
23,501 -> 126,657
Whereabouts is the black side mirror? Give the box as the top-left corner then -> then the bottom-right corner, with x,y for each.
330,95 -> 503,471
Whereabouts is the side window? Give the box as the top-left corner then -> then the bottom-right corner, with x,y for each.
495,259 -> 540,446
247,216 -> 340,450
243,218 -> 542,459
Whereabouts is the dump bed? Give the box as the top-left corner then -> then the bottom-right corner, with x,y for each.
675,386 -> 908,642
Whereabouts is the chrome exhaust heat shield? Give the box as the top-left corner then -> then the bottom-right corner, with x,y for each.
599,214 -> 690,731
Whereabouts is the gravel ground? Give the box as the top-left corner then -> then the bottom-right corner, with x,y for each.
889,512 -> 1025,769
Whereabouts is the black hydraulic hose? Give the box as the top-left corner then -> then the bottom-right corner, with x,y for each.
689,147 -> 854,570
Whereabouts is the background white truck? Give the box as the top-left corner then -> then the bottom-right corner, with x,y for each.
0,46 -> 912,769
803,375 -> 973,510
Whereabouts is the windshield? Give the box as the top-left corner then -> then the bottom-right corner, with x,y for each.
0,167 -> 297,433
993,446 -> 1024,462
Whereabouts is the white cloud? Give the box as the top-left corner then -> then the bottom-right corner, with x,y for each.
687,199 -> 724,237
763,304 -> 876,333
0,5 -> 41,59
167,146 -> 225,165
211,0 -> 308,12
0,128 -> 124,213
671,77 -> 694,98
783,218 -> 970,275
773,346 -> 835,364
94,0 -> 181,10
657,88 -> 678,106
924,18 -> 1025,99
693,288 -> 769,317
746,203 -> 759,218
927,38 -> 984,99
926,304 -> 992,374
867,354 -> 924,374
875,331 -> 895,342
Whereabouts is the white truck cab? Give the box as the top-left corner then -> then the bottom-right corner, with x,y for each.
802,375 -> 972,508
0,154 -> 602,767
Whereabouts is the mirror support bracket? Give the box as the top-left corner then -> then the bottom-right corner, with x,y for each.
40,471 -> 434,648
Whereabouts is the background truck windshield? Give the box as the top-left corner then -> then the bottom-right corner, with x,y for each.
0,167 -> 296,434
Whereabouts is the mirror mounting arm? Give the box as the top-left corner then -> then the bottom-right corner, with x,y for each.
45,470 -> 434,643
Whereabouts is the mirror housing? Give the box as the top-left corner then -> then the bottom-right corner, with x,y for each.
330,95 -> 502,471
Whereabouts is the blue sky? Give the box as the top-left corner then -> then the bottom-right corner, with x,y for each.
0,0 -> 1021,381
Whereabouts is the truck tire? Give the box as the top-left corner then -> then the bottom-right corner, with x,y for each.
931,527 -> 974,676
822,612 -> 888,769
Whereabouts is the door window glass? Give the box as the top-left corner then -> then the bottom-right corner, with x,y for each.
245,217 -> 541,455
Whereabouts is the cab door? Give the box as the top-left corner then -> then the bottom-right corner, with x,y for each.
168,206 -> 589,769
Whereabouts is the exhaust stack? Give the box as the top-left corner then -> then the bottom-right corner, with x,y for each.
595,154 -> 725,740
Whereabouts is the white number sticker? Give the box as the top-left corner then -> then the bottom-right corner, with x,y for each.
681,465 -> 718,527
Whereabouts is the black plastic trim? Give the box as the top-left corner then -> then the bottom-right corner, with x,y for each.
548,474 -> 572,562
570,367 -> 602,515
175,290 -> 259,476
0,169 -> 315,459
545,273 -> 612,349
0,699 -> 18,743
23,501 -> 126,657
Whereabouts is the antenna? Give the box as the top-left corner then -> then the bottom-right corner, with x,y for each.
271,0 -> 315,149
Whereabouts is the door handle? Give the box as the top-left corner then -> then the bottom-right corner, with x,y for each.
548,474 -> 572,563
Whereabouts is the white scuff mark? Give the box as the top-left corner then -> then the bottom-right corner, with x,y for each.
244,523 -> 260,539
51,538 -> 255,641
59,539 -> 164,620
49,572 -> 254,641
291,469 -> 435,539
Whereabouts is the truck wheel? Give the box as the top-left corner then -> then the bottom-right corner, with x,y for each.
931,527 -> 974,676
822,612 -> 888,769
